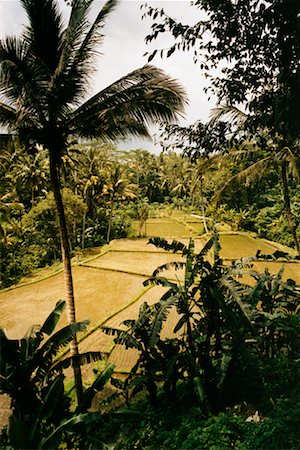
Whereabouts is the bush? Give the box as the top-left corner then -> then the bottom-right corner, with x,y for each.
0,241 -> 37,288
115,402 -> 248,450
245,388 -> 300,450
110,210 -> 132,240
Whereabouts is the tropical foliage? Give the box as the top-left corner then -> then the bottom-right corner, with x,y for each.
0,300 -> 115,449
0,0 -> 187,402
103,233 -> 300,413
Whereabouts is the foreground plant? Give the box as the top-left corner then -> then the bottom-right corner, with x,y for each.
0,0 -> 187,402
0,300 -> 113,449
104,232 -> 300,412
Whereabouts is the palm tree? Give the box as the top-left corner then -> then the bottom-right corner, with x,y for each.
9,149 -> 49,208
209,105 -> 300,255
101,163 -> 136,242
0,193 -> 24,243
0,0 -> 186,402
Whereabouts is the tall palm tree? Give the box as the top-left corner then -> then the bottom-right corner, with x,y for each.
209,105 -> 300,255
101,163 -> 136,242
9,149 -> 49,207
0,0 -> 187,403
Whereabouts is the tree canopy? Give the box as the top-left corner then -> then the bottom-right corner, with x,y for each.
143,0 -> 300,140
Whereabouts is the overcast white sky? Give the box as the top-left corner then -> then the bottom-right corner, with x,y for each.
0,0 -> 217,153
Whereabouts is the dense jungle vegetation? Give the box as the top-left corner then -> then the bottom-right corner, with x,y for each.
0,0 -> 299,449
1,140 -> 299,288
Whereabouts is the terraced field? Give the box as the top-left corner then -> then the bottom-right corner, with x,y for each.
1,215 -> 299,378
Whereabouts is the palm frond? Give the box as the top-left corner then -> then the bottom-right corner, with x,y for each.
102,325 -> 141,350
36,320 -> 89,365
209,103 -> 247,128
50,0 -> 95,107
220,277 -> 254,331
114,331 -> 142,350
89,362 -> 115,391
217,354 -> 232,390
184,239 -> 195,289
213,230 -> 221,263
36,375 -> 64,425
0,37 -> 29,101
0,36 -> 47,125
195,153 -> 220,175
80,362 -> 115,411
73,0 -> 119,79
67,65 -> 187,140
21,0 -> 64,73
276,146 -> 299,180
212,156 -> 270,204
121,319 -> 136,328
40,412 -> 101,449
34,320 -> 89,380
173,314 -> 187,333
101,326 -> 121,336
198,235 -> 214,257
0,102 -> 17,127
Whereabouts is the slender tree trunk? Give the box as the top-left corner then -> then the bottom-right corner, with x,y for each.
81,210 -> 86,250
49,153 -> 83,405
106,196 -> 114,242
31,187 -> 35,207
200,177 -> 209,234
280,162 -> 300,255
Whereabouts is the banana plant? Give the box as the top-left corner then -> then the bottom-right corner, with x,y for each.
102,299 -> 175,405
250,266 -> 300,359
0,299 -> 108,444
8,386 -> 102,450
144,232 -> 259,411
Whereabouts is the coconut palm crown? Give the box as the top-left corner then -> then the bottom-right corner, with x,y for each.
0,0 -> 187,404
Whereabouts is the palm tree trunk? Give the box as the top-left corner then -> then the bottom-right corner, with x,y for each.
31,186 -> 35,207
280,162 -> 300,255
106,197 -> 114,242
82,210 -> 86,250
200,177 -> 209,234
49,153 -> 83,405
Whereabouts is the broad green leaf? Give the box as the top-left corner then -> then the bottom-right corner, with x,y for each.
40,300 -> 66,336
193,376 -> 205,403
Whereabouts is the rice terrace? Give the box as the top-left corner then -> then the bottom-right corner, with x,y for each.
1,214 -> 298,372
